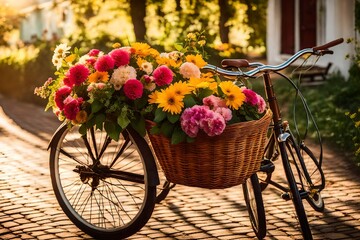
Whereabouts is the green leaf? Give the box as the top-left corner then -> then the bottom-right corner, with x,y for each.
198,88 -> 213,99
117,107 -> 130,129
186,136 -> 196,143
131,114 -> 146,137
183,95 -> 197,108
153,108 -> 167,122
78,124 -> 87,136
95,113 -> 106,130
167,113 -> 180,124
160,120 -> 174,138
91,100 -> 103,114
85,116 -> 96,128
171,127 -> 186,144
149,125 -> 161,135
174,43 -> 183,51
134,97 -> 148,109
104,121 -> 121,141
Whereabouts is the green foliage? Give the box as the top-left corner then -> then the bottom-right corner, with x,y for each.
276,71 -> 360,167
0,5 -> 20,45
0,43 -> 54,103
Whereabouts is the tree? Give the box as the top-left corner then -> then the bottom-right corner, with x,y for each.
218,0 -> 232,43
0,5 -> 20,45
129,0 -> 147,41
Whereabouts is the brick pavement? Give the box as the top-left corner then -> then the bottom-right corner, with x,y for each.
0,95 -> 360,239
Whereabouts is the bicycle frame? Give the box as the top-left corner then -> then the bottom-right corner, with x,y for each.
204,38 -> 344,239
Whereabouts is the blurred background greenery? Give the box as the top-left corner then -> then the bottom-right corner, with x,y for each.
0,0 -> 359,166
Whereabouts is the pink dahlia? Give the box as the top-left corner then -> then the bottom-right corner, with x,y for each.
203,95 -> 226,110
256,94 -> 266,113
180,117 -> 199,138
54,86 -> 72,110
95,55 -> 115,72
123,79 -> 143,100
88,49 -> 100,57
67,64 -> 90,86
63,96 -> 83,120
200,112 -> 226,137
63,76 -> 72,87
242,88 -> 259,106
214,107 -> 232,122
152,65 -> 173,86
109,49 -> 130,67
86,57 -> 96,66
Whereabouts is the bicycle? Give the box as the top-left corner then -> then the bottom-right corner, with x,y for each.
47,38 -> 343,239
206,38 -> 344,239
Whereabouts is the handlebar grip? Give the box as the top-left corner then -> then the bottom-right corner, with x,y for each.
313,38 -> 344,51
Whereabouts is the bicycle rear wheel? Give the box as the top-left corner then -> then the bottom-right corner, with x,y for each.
243,174 -> 266,239
49,125 -> 157,239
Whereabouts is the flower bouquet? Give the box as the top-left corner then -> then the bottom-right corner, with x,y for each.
35,33 -> 272,188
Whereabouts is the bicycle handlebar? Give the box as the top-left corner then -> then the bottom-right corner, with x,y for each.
313,38 -> 344,51
203,38 -> 344,78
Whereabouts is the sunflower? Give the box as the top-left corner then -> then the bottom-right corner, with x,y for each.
169,81 -> 192,96
88,71 -> 109,83
148,91 -> 159,104
131,42 -> 159,58
156,88 -> 184,114
185,54 -> 207,68
131,42 -> 152,57
219,81 -> 246,110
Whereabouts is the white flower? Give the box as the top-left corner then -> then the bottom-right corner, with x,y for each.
120,46 -> 132,53
110,66 -> 137,89
54,43 -> 71,57
52,56 -> 63,70
141,61 -> 153,74
168,51 -> 183,61
52,43 -> 71,70
160,52 -> 169,58
79,54 -> 91,65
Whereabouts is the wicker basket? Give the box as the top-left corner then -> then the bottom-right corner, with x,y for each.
147,109 -> 272,189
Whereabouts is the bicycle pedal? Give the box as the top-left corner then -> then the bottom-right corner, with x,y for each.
281,190 -> 308,201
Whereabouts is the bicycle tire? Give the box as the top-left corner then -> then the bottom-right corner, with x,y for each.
279,140 -> 313,240
49,125 -> 157,239
243,174 -> 267,239
287,136 -> 325,212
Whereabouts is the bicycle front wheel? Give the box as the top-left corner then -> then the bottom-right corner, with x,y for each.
279,140 -> 313,240
49,125 -> 157,239
243,174 -> 266,239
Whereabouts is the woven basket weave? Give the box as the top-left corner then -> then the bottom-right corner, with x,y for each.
147,109 -> 272,189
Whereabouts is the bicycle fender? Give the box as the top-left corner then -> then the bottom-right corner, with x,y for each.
47,122 -> 67,150
126,127 -> 160,187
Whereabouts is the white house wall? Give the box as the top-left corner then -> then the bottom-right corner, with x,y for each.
19,0 -> 73,43
267,0 -> 356,78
